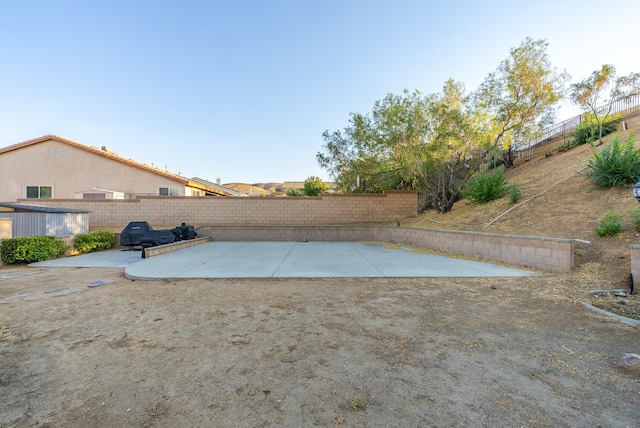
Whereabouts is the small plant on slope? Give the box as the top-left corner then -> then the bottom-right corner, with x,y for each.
629,207 -> 640,233
462,168 -> 519,204
596,210 -> 622,237
586,133 -> 640,188
570,113 -> 617,147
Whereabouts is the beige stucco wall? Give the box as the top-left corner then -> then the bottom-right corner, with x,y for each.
0,139 -> 187,201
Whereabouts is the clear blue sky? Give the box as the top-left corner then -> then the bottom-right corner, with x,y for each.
1,0 -> 639,184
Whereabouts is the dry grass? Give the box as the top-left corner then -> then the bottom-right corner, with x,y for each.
396,130 -> 640,319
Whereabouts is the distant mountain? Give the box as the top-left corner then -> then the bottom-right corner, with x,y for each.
224,182 -> 283,195
252,183 -> 283,192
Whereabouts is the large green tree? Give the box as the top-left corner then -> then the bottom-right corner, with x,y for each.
474,38 -> 567,167
403,80 -> 492,213
317,38 -> 567,213
316,90 -> 422,194
317,82 -> 489,213
569,64 -> 640,145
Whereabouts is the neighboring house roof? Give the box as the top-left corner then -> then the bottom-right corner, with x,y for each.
0,202 -> 90,213
283,181 -> 305,189
190,177 -> 246,197
74,188 -> 124,194
0,134 -> 235,197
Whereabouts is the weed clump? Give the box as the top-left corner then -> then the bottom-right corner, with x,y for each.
596,210 -> 622,237
587,133 -> 640,188
462,167 -> 519,204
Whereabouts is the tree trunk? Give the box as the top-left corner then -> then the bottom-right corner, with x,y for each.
503,147 -> 514,168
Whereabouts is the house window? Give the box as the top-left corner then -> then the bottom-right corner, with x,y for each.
26,186 -> 52,199
83,193 -> 106,199
47,147 -> 61,157
158,186 -> 180,196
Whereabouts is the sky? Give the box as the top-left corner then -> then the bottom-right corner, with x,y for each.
1,1 -> 639,184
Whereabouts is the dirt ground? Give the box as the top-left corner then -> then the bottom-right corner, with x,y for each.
403,129 -> 640,320
1,265 -> 639,427
2,132 -> 640,427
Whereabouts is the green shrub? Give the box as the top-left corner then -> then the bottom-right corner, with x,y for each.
586,133 -> 640,188
303,176 -> 329,196
0,236 -> 68,264
286,188 -> 305,196
508,184 -> 522,204
629,207 -> 640,233
596,210 -> 623,237
74,230 -> 116,253
570,115 -> 617,146
462,168 -> 510,204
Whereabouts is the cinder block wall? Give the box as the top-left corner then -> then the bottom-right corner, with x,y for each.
630,245 -> 640,281
13,194 -> 575,272
199,225 -> 574,272
19,191 -> 417,229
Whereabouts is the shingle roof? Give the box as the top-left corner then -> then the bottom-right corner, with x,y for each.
0,203 -> 90,213
0,134 -> 192,181
0,134 -> 234,196
190,177 -> 246,196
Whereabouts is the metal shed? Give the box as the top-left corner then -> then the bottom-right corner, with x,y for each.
0,203 -> 90,238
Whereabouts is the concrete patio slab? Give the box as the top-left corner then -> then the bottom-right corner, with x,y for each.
31,249 -> 142,268
30,241 -> 539,279
123,241 -> 538,279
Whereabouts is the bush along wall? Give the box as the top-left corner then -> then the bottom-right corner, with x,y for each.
74,230 -> 116,253
0,236 -> 68,264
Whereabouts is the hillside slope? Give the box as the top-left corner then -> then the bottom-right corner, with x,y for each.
403,128 -> 640,284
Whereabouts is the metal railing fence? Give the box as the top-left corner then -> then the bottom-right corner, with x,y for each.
511,93 -> 640,168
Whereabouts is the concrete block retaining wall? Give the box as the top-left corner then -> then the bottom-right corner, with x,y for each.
199,225 -> 574,272
7,194 -> 575,272
17,191 -> 417,229
630,245 -> 640,281
142,237 -> 212,258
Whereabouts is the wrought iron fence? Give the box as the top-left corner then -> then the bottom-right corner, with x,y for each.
413,95 -> 640,212
511,92 -> 640,168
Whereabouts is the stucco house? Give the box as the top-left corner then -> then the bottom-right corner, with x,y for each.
0,134 -> 237,201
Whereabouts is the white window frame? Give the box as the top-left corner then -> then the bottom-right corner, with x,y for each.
47,147 -> 61,157
158,186 -> 180,196
26,185 -> 53,199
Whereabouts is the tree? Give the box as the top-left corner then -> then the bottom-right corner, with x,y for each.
569,64 -> 640,145
317,38 -> 567,213
303,176 -> 328,196
317,83 -> 489,213
407,80 -> 493,213
474,38 -> 567,167
316,92 -> 419,194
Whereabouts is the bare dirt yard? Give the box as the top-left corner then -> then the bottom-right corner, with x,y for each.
1,132 -> 640,427
1,266 -> 639,427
